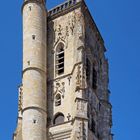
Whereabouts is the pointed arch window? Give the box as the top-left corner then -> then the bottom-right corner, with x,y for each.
56,43 -> 64,75
55,94 -> 61,106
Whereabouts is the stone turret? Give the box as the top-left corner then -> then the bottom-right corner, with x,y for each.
21,0 -> 47,140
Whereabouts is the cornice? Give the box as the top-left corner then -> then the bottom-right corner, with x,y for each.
47,0 -> 82,21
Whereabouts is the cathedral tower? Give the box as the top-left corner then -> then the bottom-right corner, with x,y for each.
13,0 -> 113,140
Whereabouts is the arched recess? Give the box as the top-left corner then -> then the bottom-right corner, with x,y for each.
53,112 -> 64,125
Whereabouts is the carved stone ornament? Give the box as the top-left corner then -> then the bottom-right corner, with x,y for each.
75,122 -> 82,139
76,121 -> 86,140
53,24 -> 68,52
82,66 -> 87,88
67,76 -> 72,85
77,100 -> 87,112
53,80 -> 65,98
75,65 -> 82,91
75,11 -> 84,37
53,11 -> 78,50
68,11 -> 76,35
75,64 -> 87,91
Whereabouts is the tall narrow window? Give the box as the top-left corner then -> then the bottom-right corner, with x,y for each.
91,118 -> 96,133
86,58 -> 91,83
55,94 -> 61,106
56,43 -> 64,75
92,64 -> 97,89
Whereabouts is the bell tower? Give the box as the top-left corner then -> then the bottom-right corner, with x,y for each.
13,0 -> 113,140
21,0 -> 47,140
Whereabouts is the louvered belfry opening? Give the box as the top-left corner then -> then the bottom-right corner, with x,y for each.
56,43 -> 64,75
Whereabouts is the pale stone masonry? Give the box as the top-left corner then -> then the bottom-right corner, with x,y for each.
13,0 -> 113,140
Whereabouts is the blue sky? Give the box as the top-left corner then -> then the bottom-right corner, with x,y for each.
0,0 -> 140,140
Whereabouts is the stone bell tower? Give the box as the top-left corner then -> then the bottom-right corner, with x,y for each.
46,0 -> 113,139
13,0 -> 113,140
